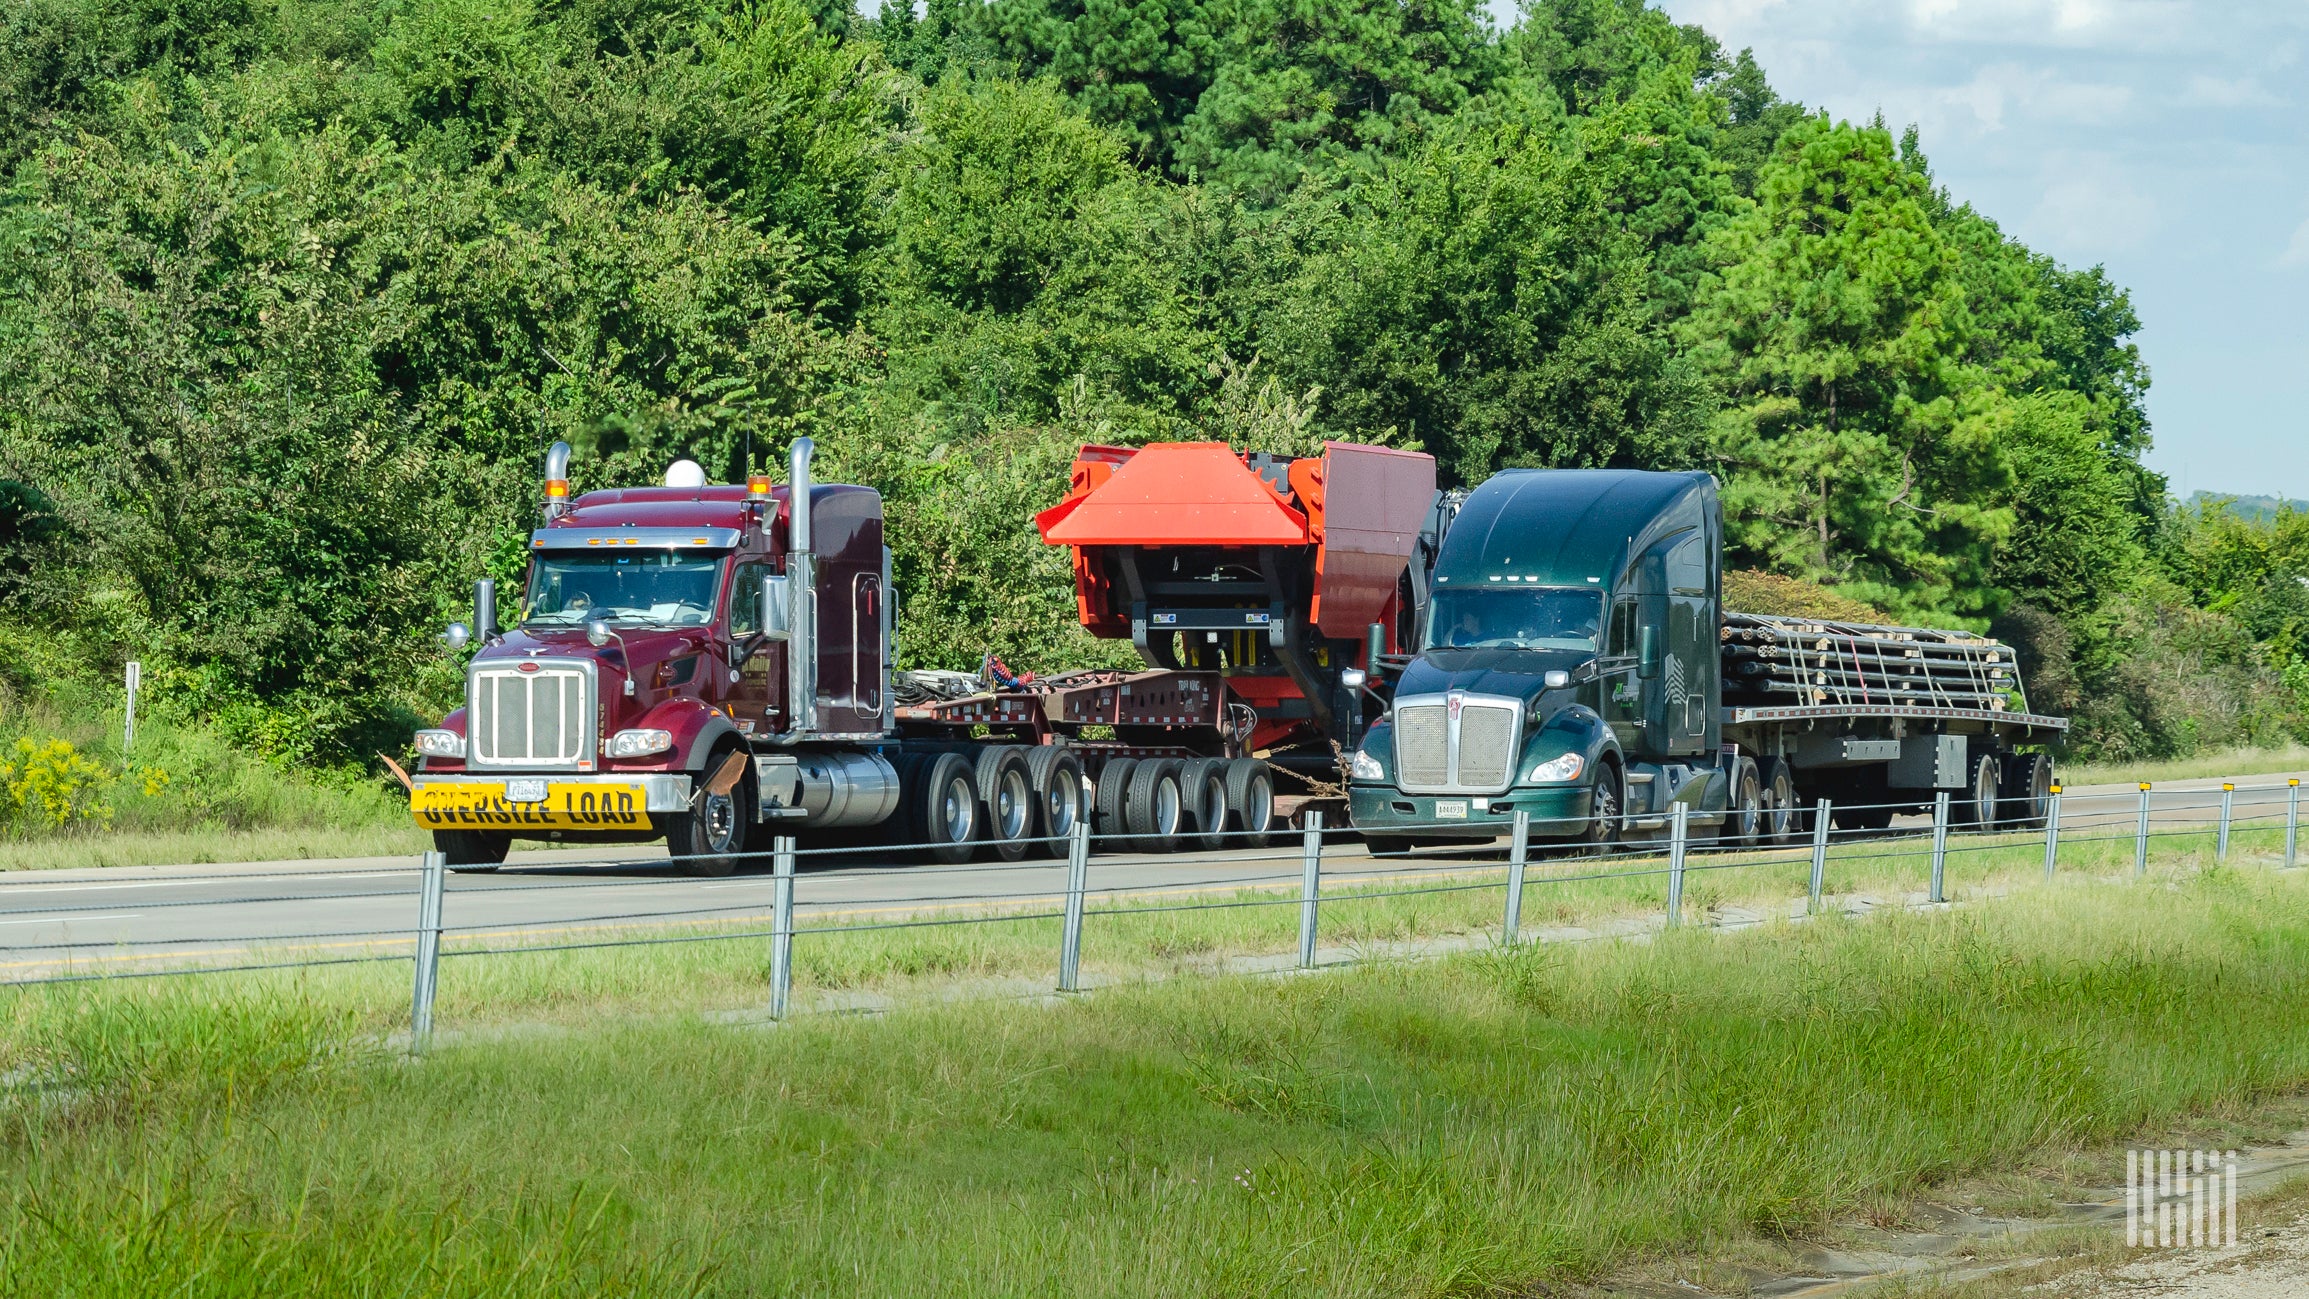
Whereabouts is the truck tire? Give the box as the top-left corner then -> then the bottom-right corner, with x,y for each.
666,743 -> 754,877
1223,758 -> 1275,849
435,829 -> 509,872
1179,757 -> 1230,852
1125,759 -> 1185,853
1724,758 -> 1764,849
1025,747 -> 1087,855
1572,764 -> 1623,854
904,750 -> 980,865
974,746 -> 1035,863
1959,753 -> 2002,828
2001,752 -> 2054,829
1758,758 -> 1797,845
1094,758 -> 1138,847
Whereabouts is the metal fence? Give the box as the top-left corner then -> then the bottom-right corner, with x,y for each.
0,775 -> 2300,1052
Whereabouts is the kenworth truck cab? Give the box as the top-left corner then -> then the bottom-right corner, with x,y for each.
1345,469 -> 2067,851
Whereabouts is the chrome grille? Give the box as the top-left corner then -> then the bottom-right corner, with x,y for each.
1390,692 -> 1523,795
1455,704 -> 1517,789
469,663 -> 594,769
1394,705 -> 1450,788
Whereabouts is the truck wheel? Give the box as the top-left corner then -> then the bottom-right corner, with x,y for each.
1223,758 -> 1275,849
974,746 -> 1035,863
2001,752 -> 2054,828
1179,758 -> 1230,852
905,751 -> 980,865
1094,758 -> 1138,847
1960,753 -> 2002,828
1125,759 -> 1185,853
666,745 -> 754,877
1725,759 -> 1763,849
1573,765 -> 1623,854
435,829 -> 509,873
1025,747 -> 1087,855
1758,758 -> 1797,845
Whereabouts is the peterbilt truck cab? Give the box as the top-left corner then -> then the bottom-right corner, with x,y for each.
1348,469 -> 1729,849
408,438 -> 891,873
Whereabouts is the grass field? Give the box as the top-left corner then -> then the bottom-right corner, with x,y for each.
4,870 -> 2308,1295
2060,743 -> 2309,787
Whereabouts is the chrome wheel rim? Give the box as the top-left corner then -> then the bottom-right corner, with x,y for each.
998,770 -> 1030,839
1045,774 -> 1079,838
1155,778 -> 1180,835
702,790 -> 738,851
1202,782 -> 1226,833
1245,779 -> 1272,831
941,779 -> 974,842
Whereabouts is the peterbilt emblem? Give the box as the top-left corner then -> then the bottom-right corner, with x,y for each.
517,662 -> 541,674
1447,691 -> 1464,719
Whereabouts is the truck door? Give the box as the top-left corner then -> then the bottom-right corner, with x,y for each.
1665,532 -> 1711,756
726,559 -> 778,735
1603,595 -> 1646,754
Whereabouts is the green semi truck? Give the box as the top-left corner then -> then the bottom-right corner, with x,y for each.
1345,469 -> 2066,850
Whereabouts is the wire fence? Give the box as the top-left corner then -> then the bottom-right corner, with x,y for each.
0,774 -> 2300,1051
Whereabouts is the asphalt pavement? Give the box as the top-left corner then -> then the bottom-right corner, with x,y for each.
0,771 -> 2298,980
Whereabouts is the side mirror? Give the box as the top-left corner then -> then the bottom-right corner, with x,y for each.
1543,669 -> 1570,689
1340,667 -> 1367,690
441,622 -> 471,651
1637,625 -> 1661,680
759,573 -> 791,641
585,611 -> 614,648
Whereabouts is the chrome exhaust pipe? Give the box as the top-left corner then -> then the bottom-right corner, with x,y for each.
543,440 -> 572,520
786,437 -> 816,735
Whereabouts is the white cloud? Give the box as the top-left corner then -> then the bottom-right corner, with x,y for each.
1930,62 -> 2134,134
2179,74 -> 2279,108
2281,218 -> 2309,270
2023,157 -> 2161,253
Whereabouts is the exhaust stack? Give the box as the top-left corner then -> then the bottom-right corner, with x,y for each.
543,441 -> 572,520
785,437 -> 817,736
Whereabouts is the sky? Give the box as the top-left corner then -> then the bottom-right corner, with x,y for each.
1646,0 -> 2309,504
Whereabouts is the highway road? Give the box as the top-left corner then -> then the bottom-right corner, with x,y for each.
0,772 -> 2297,980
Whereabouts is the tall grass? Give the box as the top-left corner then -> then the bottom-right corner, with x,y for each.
5,874 -> 2309,1295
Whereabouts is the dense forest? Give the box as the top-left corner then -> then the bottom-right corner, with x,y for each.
0,0 -> 2304,781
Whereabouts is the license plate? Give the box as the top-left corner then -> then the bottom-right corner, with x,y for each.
1434,800 -> 1468,820
411,782 -> 652,831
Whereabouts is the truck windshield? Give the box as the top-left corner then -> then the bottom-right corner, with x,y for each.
524,551 -> 725,628
1424,588 -> 1604,652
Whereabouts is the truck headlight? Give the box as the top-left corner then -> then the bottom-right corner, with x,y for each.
1349,748 -> 1386,781
605,728 -> 675,758
413,729 -> 465,759
1529,752 -> 1584,783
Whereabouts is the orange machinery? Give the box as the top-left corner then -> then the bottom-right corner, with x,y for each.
1036,440 -> 1437,754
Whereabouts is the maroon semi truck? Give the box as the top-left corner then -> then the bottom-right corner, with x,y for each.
407,437 -> 1438,873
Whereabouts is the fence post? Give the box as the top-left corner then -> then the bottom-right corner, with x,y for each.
1808,799 -> 1831,916
1502,810 -> 1531,947
2287,780 -> 2300,871
2136,783 -> 2153,877
123,660 -> 141,753
770,835 -> 796,1020
2042,785 -> 2063,884
1665,803 -> 1688,927
1058,818 -> 1091,991
1930,791 -> 1950,904
2218,783 -> 2235,862
410,849 -> 446,1053
1297,811 -> 1324,970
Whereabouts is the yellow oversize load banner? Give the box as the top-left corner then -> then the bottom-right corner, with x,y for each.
412,782 -> 653,831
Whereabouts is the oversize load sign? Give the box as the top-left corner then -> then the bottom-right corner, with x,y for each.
412,783 -> 652,830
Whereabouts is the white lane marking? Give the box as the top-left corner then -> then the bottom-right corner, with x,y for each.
0,870 -> 414,896
0,913 -> 141,926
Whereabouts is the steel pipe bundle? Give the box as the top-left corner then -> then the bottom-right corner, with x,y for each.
1720,611 -> 2024,712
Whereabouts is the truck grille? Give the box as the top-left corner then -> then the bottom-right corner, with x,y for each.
469,663 -> 594,769
1391,693 -> 1521,795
